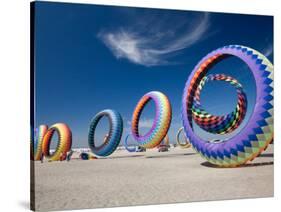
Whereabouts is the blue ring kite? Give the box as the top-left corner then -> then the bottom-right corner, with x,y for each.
88,109 -> 123,157
124,134 -> 137,152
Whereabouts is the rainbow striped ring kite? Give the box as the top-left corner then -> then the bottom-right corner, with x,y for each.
42,123 -> 72,161
182,45 -> 273,167
124,134 -> 137,152
176,127 -> 191,149
192,74 -> 247,135
88,109 -> 123,157
131,91 -> 172,149
33,125 -> 48,160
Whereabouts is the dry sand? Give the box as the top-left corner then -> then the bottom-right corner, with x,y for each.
32,144 -> 274,211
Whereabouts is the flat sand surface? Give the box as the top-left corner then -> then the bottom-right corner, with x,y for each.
32,145 -> 274,211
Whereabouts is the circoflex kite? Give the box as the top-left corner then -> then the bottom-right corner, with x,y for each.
88,109 -> 123,157
131,91 -> 172,149
176,127 -> 191,149
33,125 -> 48,161
192,74 -> 247,135
124,134 -> 137,152
42,123 -> 72,161
182,45 -> 273,167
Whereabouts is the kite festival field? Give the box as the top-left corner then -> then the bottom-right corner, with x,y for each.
32,144 -> 274,211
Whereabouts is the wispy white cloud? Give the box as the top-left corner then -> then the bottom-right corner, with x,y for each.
98,13 -> 211,66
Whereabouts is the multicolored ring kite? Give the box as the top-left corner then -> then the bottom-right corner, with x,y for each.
42,123 -> 72,161
131,91 -> 172,149
33,125 -> 48,161
182,45 -> 273,167
176,127 -> 191,149
88,109 -> 123,157
192,74 -> 247,135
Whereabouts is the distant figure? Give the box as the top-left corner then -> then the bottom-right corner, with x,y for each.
136,146 -> 146,152
66,150 -> 73,162
40,152 -> 44,163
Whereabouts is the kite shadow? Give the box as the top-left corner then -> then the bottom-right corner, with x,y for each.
258,153 -> 274,158
107,155 -> 144,159
201,161 -> 273,169
146,152 -> 196,159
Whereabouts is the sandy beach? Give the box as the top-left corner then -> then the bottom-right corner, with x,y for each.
32,144 -> 274,211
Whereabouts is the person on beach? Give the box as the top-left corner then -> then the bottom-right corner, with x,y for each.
66,150 -> 73,162
40,152 -> 44,163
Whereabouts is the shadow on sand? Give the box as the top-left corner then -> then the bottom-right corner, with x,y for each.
257,153 -> 274,158
146,152 -> 196,159
107,155 -> 144,159
201,161 -> 274,168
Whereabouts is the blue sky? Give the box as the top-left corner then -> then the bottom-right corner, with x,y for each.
34,1 -> 273,148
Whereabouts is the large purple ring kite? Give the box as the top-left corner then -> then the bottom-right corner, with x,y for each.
182,45 -> 273,167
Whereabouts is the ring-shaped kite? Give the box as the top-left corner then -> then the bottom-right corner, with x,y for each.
42,123 -> 72,161
131,91 -> 172,149
182,45 -> 273,167
176,127 -> 191,148
88,109 -> 123,157
192,74 -> 247,134
33,125 -> 48,161
124,134 -> 137,152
